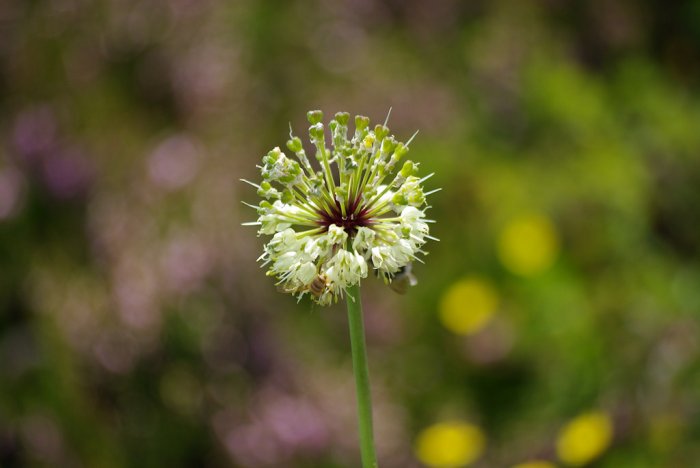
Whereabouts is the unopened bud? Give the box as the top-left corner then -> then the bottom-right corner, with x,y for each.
374,124 -> 389,141
309,123 -> 325,141
286,136 -> 302,153
400,160 -> 417,178
258,200 -> 272,213
355,115 -> 370,132
391,143 -> 408,162
381,136 -> 396,155
281,189 -> 294,204
335,112 -> 350,126
307,110 -> 323,125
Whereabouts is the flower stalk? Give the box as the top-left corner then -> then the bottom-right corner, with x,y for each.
345,284 -> 378,468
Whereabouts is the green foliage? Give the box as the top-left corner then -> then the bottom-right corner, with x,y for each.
1,0 -> 700,466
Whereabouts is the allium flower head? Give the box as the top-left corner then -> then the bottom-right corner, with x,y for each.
243,110 -> 438,305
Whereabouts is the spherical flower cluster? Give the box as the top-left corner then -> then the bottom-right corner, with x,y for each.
243,110 -> 438,305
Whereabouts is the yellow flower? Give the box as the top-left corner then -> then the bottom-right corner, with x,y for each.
439,277 -> 499,335
556,411 -> 613,466
497,214 -> 559,276
415,421 -> 486,467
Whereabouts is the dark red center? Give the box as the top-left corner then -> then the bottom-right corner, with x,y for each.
317,196 -> 371,236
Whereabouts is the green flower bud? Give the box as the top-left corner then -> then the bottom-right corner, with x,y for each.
381,136 -> 396,155
335,112 -> 350,126
355,115 -> 370,132
392,192 -> 407,206
263,147 -> 281,165
400,160 -> 417,178
309,123 -> 325,142
258,200 -> 272,213
307,110 -> 323,125
374,124 -> 389,142
278,166 -> 300,185
391,143 -> 408,162
281,189 -> 294,204
408,191 -> 425,206
257,181 -> 280,199
286,136 -> 302,153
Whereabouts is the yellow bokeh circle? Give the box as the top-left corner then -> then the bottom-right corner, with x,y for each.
439,277 -> 499,335
555,411 -> 613,466
415,421 -> 486,467
497,214 -> 559,276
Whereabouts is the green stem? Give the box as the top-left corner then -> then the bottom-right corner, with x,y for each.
346,283 -> 379,468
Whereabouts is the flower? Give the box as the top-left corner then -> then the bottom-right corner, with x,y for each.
439,276 -> 499,335
497,213 -> 559,277
555,411 -> 613,466
414,421 -> 486,467
243,110 -> 438,305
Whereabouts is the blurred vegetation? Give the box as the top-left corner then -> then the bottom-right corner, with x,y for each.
2,0 -> 700,466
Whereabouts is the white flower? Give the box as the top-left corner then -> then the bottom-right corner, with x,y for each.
257,201 -> 304,234
400,206 -> 430,246
326,249 -> 368,288
352,226 -> 376,255
327,224 -> 348,246
371,246 -> 398,273
243,110 -> 438,304
295,261 -> 317,285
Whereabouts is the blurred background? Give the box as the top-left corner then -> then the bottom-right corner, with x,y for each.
2,0 -> 700,466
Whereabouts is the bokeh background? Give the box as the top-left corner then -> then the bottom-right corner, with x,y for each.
2,0 -> 700,467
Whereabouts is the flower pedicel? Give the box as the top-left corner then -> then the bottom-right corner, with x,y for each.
243,110 -> 438,305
